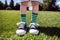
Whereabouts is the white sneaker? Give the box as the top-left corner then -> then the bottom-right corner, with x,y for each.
29,23 -> 39,34
16,22 -> 26,35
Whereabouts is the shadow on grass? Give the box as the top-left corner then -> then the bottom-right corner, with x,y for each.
38,27 -> 60,38
0,26 -> 60,38
27,26 -> 60,38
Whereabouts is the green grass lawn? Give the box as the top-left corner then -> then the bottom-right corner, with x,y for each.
0,10 -> 60,40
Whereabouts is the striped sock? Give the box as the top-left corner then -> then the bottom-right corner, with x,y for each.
31,13 -> 38,23
20,14 -> 26,22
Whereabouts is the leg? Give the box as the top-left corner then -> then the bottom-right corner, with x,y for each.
20,2 -> 28,22
30,0 -> 43,23
29,1 -> 39,34
31,1 -> 39,23
16,1 -> 29,35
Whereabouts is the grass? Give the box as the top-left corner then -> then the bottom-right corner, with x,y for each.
0,10 -> 60,40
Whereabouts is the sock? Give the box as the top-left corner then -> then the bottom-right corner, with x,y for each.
31,13 -> 38,23
20,14 -> 26,22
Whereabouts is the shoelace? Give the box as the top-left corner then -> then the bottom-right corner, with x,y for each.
19,23 -> 25,29
30,24 -> 37,29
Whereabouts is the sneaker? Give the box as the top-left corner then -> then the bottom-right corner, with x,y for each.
29,23 -> 39,34
16,22 -> 26,35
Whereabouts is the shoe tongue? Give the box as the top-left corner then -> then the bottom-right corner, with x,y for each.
30,24 -> 36,28
19,23 -> 25,28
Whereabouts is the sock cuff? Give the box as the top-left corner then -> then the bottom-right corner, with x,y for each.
21,14 -> 26,17
32,13 -> 38,15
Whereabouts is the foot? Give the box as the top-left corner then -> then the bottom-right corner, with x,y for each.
29,23 -> 39,34
16,22 -> 26,35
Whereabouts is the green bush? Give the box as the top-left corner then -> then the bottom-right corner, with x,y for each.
42,0 -> 49,10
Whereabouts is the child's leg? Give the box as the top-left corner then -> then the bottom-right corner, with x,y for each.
20,2 -> 28,22
16,1 -> 29,35
29,1 -> 39,35
31,1 -> 39,23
